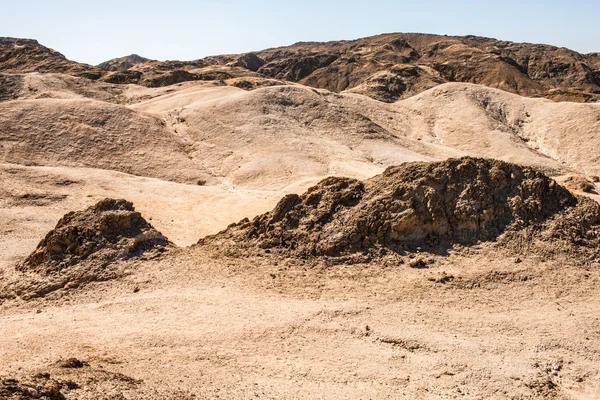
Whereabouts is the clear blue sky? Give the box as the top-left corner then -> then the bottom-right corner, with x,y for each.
3,0 -> 599,65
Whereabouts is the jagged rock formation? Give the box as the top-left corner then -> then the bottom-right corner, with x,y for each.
97,54 -> 150,71
207,157 -> 600,260
2,199 -> 170,299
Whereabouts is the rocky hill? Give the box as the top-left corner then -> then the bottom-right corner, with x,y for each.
0,37 -> 104,79
114,33 -> 600,102
247,33 -> 600,103
108,33 -> 600,102
2,34 -> 599,103
97,54 -> 150,71
207,157 -> 600,262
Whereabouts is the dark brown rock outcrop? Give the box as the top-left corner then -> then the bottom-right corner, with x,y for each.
208,157 -> 600,260
1,199 -> 170,299
21,198 -> 169,274
0,73 -> 23,101
0,375 -> 65,400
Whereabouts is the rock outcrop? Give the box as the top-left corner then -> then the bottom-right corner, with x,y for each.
21,198 -> 169,274
0,37 -> 104,79
2,199 -> 170,299
0,375 -> 65,400
0,73 -> 23,101
208,158 -> 600,260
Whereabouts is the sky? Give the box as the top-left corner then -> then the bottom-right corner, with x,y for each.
3,0 -> 599,65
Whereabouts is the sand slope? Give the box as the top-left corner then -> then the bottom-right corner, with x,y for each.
3,78 -> 600,192
130,82 -> 600,189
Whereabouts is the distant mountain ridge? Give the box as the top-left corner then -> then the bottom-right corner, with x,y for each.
1,33 -> 599,103
97,54 -> 151,71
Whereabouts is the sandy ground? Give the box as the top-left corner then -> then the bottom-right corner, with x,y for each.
1,246 -> 599,399
0,163 -> 283,272
0,166 -> 599,398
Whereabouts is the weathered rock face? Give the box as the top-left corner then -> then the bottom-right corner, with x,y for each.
213,157 -> 599,258
101,69 -> 143,84
235,53 -> 265,72
21,198 -> 169,275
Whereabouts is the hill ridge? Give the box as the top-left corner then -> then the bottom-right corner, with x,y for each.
2,33 -> 599,103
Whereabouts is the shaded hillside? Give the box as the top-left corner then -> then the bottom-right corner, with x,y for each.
0,97 -> 211,184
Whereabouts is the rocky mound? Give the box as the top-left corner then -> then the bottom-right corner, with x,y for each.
2,199 -> 170,299
208,157 -> 600,260
21,198 -> 169,273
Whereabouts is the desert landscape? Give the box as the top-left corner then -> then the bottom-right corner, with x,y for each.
1,31 -> 600,399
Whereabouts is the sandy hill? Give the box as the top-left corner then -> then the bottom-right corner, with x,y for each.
2,78 -> 600,190
97,54 -> 151,72
0,96 -> 211,184
130,82 -> 600,189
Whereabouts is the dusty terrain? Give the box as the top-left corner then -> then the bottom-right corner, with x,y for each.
1,33 -> 600,399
